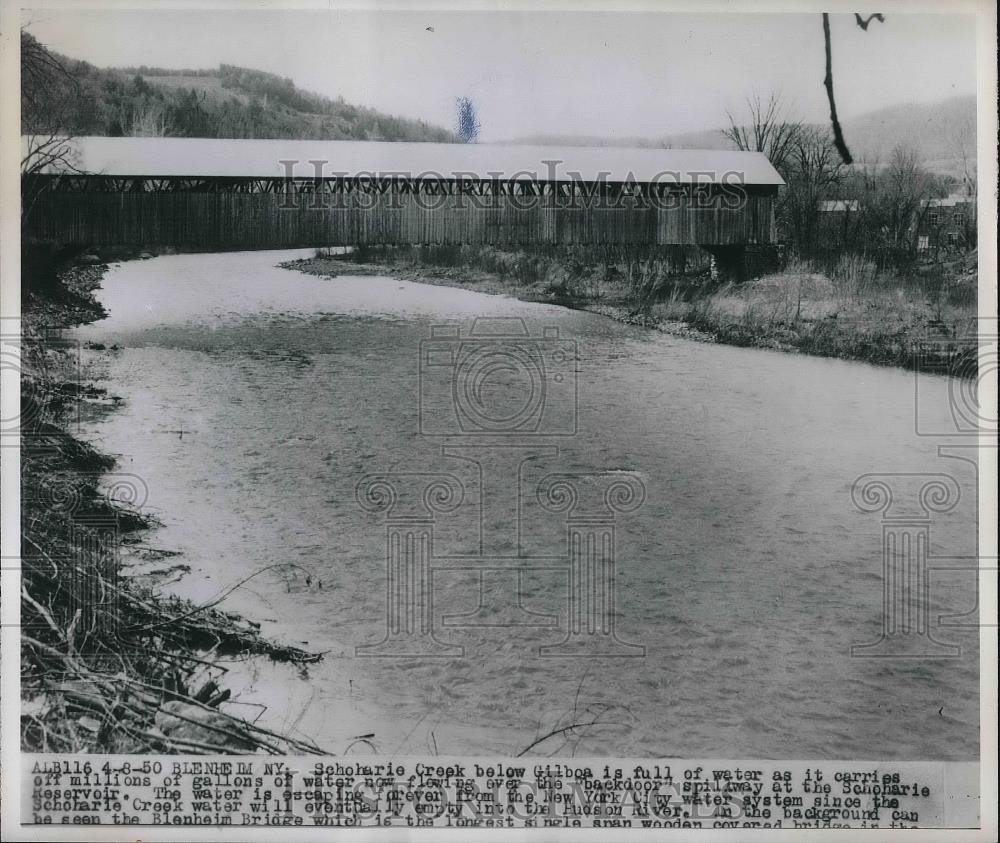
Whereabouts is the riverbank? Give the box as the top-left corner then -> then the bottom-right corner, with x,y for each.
283,246 -> 977,370
30,246 -> 978,760
20,248 -> 327,754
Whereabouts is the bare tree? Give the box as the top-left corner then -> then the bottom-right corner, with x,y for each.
21,30 -> 85,223
722,92 -> 802,175
949,115 -> 977,198
948,115 -> 977,247
781,127 -> 847,257
454,96 -> 481,144
118,102 -> 172,137
21,31 -> 82,174
858,145 -> 936,262
884,146 -> 933,249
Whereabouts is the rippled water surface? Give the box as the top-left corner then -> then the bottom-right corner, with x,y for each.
74,250 -> 979,759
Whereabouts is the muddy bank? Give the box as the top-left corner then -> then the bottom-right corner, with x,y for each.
20,249 -> 326,755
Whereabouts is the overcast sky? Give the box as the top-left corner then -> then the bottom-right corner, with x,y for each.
24,8 -> 977,142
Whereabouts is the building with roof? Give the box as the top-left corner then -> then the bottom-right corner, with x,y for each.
817,200 -> 860,214
916,194 -> 976,252
816,198 -> 862,251
24,137 -> 783,256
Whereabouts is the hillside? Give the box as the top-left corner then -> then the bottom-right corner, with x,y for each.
835,96 -> 975,174
22,34 -> 456,143
511,96 -> 977,176
23,32 -> 974,172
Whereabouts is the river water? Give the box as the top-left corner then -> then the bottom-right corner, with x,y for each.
73,249 -> 979,759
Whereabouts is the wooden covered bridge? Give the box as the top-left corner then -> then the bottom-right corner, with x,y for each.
24,137 -> 782,262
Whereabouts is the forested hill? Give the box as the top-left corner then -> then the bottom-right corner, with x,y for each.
21,34 -> 456,142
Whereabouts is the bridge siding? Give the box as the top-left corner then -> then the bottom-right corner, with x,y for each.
27,191 -> 775,249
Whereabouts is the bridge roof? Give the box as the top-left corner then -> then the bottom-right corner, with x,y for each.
30,136 -> 785,186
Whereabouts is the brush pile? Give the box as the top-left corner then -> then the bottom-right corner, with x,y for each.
20,251 -> 326,754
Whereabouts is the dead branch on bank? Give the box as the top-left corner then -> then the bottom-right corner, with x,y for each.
20,260 -> 330,755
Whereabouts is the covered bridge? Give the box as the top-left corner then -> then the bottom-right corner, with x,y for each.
24,137 -> 782,259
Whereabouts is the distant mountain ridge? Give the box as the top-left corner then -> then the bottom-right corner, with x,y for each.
510,96 -> 976,176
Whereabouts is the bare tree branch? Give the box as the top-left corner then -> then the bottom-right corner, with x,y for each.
20,30 -> 89,226
855,12 -> 885,31
822,13 -> 853,165
822,13 -> 886,165
722,92 -> 802,174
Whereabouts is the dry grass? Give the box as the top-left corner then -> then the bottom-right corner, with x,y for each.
653,254 -> 977,367
299,244 -> 977,369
